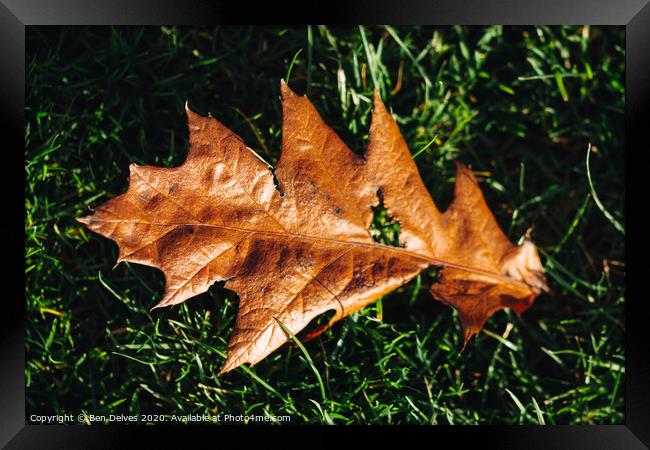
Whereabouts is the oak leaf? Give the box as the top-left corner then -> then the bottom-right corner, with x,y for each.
78,81 -> 548,373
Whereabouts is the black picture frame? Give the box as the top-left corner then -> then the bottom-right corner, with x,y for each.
3,0 -> 645,447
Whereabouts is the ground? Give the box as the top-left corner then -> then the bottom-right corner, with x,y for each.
25,25 -> 625,424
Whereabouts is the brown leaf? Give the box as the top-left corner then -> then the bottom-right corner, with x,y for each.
361,94 -> 548,347
78,81 -> 548,373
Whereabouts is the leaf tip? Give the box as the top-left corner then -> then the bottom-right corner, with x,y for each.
461,327 -> 477,351
217,357 -> 241,376
184,100 -> 202,123
280,79 -> 297,99
454,160 -> 472,177
450,160 -> 481,199
372,88 -> 386,112
216,365 -> 231,377
149,302 -> 165,313
128,163 -> 143,176
76,215 -> 90,225
76,214 -> 100,229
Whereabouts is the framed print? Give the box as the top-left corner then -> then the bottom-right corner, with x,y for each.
3,0 -> 646,447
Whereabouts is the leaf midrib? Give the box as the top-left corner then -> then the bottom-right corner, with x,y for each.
93,217 -> 531,289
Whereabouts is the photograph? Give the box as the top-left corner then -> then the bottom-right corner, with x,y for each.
25,25 -> 625,426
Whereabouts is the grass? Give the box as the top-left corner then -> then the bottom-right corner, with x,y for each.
25,25 -> 625,425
